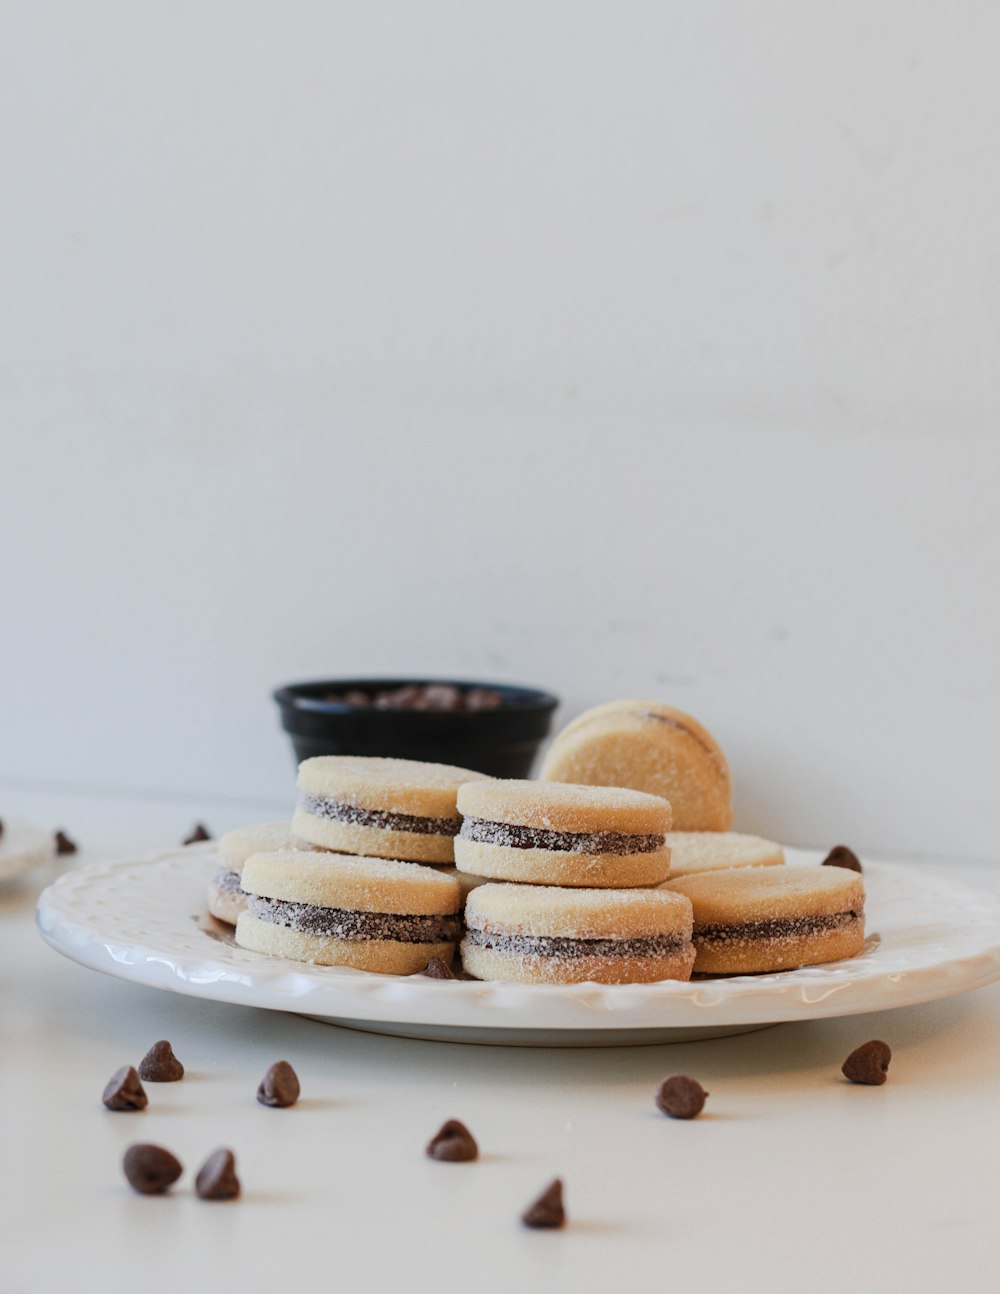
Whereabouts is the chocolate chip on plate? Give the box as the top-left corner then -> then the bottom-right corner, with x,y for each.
54,829 -> 77,855
195,1148 -> 241,1200
521,1179 -> 565,1229
138,1040 -> 185,1082
842,1040 -> 891,1085
821,845 -> 863,873
655,1074 -> 708,1119
426,1120 -> 478,1162
257,1060 -> 300,1107
102,1065 -> 148,1112
422,956 -> 458,980
183,823 -> 212,845
122,1143 -> 183,1195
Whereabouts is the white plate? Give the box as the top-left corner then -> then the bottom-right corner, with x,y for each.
35,843 -> 1000,1046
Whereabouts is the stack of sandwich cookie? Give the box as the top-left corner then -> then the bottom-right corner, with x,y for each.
462,884 -> 695,984
293,756 -> 489,864
208,822 -> 313,926
236,850 -> 462,974
455,780 -> 672,888
665,865 -> 865,974
540,699 -> 732,831
665,832 -> 784,879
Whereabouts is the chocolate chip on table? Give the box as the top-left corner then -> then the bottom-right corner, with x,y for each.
195,1148 -> 241,1201
422,956 -> 458,980
655,1074 -> 708,1119
138,1040 -> 185,1082
54,829 -> 77,855
842,1040 -> 891,1085
257,1060 -> 300,1107
521,1179 -> 565,1229
102,1065 -> 148,1112
426,1120 -> 478,1162
122,1143 -> 183,1195
822,845 -> 863,873
183,823 -> 212,845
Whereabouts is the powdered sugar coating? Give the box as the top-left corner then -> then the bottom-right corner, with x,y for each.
461,938 -> 696,985
665,831 -> 784,878
454,835 -> 671,888
240,849 -> 461,916
465,883 -> 693,940
539,700 -> 731,832
297,756 -> 489,817
665,864 -> 865,924
456,779 -> 671,833
218,821 -> 308,871
235,912 -> 456,973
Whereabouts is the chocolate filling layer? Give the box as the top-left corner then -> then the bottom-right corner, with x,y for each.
213,866 -> 247,896
464,928 -> 688,959
298,794 -> 460,837
248,895 -> 460,944
695,910 -> 862,944
459,816 -> 664,855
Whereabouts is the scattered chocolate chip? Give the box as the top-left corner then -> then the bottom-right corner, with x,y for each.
422,956 -> 458,980
102,1065 -> 148,1111
426,1120 -> 478,1162
842,1040 -> 891,1085
195,1148 -> 241,1200
521,1179 -> 565,1229
822,845 -> 862,873
0,818 -> 4,840
122,1143 -> 183,1195
655,1074 -> 708,1119
183,823 -> 212,845
54,829 -> 77,855
257,1060 -> 300,1107
138,1040 -> 185,1082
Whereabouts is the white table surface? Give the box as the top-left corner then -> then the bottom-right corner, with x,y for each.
3,785 -> 1000,1294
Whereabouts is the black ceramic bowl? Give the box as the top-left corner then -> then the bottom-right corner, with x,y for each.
274,678 -> 560,779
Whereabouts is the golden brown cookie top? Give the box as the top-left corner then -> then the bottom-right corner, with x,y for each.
665,864 -> 864,924
297,756 -> 490,818
240,849 -> 461,915
465,882 -> 693,940
456,779 -> 672,834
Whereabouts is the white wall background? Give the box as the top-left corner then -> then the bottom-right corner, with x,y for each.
2,2 -> 998,859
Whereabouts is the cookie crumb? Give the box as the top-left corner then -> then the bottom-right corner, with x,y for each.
257,1060 -> 300,1107
102,1065 -> 148,1111
521,1179 -> 565,1229
195,1148 -> 241,1200
842,1040 -> 891,1085
426,1119 -> 478,1162
138,1040 -> 184,1082
123,1143 -> 183,1195
655,1074 -> 708,1119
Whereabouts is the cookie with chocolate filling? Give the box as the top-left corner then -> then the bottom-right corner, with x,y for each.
208,822 -> 314,925
665,864 -> 865,974
665,832 -> 784,879
455,780 -> 671,888
235,849 -> 462,974
292,756 -> 490,864
540,700 -> 732,832
462,884 -> 695,985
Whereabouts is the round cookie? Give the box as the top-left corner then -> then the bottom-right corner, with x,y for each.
665,832 -> 784,879
540,700 -> 732,832
292,756 -> 490,864
236,849 -> 462,974
664,865 -> 865,974
454,780 -> 672,888
462,883 -> 695,985
207,822 -> 311,926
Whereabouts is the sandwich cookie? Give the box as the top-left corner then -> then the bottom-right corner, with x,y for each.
665,864 -> 865,974
462,884 -> 696,984
665,832 -> 784,879
540,700 -> 732,832
208,822 -> 310,925
455,780 -> 672,888
293,756 -> 490,864
236,849 -> 462,974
